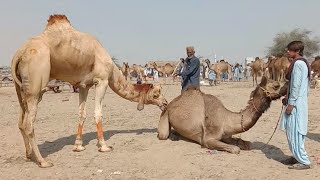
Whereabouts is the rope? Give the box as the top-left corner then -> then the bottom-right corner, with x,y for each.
261,105 -> 284,149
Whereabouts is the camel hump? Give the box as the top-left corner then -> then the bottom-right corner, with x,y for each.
186,86 -> 200,91
47,14 -> 70,26
133,83 -> 154,92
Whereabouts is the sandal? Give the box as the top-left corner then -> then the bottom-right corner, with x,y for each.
288,163 -> 311,170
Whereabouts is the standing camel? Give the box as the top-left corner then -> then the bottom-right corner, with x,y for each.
130,64 -> 145,79
266,56 -> 276,80
11,14 -> 168,168
121,62 -> 130,80
152,62 -> 175,84
250,57 -> 264,86
204,59 -> 231,82
273,56 -> 290,82
157,76 -> 288,153
311,56 -> 320,78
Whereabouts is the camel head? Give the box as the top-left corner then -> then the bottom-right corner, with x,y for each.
123,62 -> 129,68
250,76 -> 287,102
133,83 -> 168,111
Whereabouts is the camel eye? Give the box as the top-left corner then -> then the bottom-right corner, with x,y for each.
153,94 -> 159,98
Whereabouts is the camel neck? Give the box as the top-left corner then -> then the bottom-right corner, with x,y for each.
236,97 -> 271,134
108,64 -> 143,102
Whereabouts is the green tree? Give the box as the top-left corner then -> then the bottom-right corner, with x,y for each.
111,56 -> 121,68
268,28 -> 320,57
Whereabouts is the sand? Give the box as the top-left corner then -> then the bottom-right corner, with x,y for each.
0,79 -> 319,180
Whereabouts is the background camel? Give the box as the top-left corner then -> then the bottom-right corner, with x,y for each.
273,56 -> 290,82
265,56 -> 276,80
157,76 -> 287,154
204,59 -> 231,82
250,57 -> 265,86
130,64 -> 145,79
311,56 -> 320,78
151,62 -> 176,84
120,62 -> 130,80
11,14 -> 168,168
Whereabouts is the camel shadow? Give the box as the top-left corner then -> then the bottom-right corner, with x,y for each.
307,132 -> 320,142
39,128 -> 157,158
251,141 -> 291,164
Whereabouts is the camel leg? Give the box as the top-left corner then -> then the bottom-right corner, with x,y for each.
252,74 -> 255,86
24,94 -> 54,168
16,51 -> 52,168
255,74 -> 258,86
15,83 -> 32,159
204,138 -> 240,154
157,110 -> 170,140
73,87 -> 90,152
222,137 -> 251,150
94,80 -> 112,152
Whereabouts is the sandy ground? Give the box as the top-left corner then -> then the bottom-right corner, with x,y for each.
0,78 -> 320,180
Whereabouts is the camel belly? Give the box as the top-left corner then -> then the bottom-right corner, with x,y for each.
49,57 -> 95,85
168,93 -> 205,143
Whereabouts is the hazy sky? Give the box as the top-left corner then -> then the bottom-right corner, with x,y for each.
1,0 -> 319,66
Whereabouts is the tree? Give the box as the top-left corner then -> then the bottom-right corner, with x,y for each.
268,28 -> 320,57
111,56 -> 121,69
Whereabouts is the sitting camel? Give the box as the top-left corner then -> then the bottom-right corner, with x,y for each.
11,14 -> 168,168
157,76 -> 287,154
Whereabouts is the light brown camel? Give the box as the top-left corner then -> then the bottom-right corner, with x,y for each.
152,62 -> 175,77
311,56 -> 320,78
266,56 -> 276,80
151,62 -> 176,83
11,14 -> 168,168
250,57 -> 265,86
204,59 -> 231,82
130,64 -> 145,79
157,76 -> 287,154
120,62 -> 130,80
273,56 -> 290,82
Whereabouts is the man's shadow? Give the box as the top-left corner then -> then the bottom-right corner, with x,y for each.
38,128 -> 157,158
307,132 -> 320,142
251,141 -> 291,164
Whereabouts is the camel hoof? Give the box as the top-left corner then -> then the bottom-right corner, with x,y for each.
230,146 -> 241,154
242,141 -> 251,150
98,145 -> 113,152
72,145 -> 86,152
39,161 -> 54,168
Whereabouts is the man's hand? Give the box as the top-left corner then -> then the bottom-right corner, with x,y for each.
282,98 -> 287,105
285,104 -> 294,115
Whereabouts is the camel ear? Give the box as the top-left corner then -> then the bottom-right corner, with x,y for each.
260,76 -> 267,86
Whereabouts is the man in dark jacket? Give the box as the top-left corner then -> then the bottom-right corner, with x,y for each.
174,46 -> 200,92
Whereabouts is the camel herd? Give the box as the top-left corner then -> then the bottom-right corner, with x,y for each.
249,55 -> 320,87
8,14 -> 320,168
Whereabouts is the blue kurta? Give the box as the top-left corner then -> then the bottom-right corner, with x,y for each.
280,60 -> 310,165
178,56 -> 200,92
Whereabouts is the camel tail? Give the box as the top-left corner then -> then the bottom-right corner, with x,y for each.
11,53 -> 22,87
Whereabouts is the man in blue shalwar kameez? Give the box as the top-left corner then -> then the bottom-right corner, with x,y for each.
280,41 -> 312,170
174,46 -> 200,93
